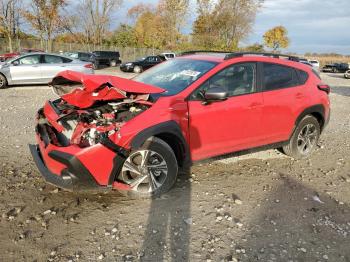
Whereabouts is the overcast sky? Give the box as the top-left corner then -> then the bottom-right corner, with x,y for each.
118,0 -> 350,55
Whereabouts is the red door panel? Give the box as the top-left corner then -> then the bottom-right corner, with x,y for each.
188,93 -> 263,161
262,86 -> 308,143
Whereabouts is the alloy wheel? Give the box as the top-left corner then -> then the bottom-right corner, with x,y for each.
120,150 -> 168,193
297,124 -> 317,155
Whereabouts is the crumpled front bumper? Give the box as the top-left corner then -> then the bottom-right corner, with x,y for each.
29,144 -> 109,192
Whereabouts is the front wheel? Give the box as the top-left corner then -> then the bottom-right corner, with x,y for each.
117,137 -> 178,198
282,115 -> 320,159
0,74 -> 7,89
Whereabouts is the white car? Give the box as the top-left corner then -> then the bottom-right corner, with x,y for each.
0,53 -> 94,89
308,60 -> 320,68
345,70 -> 350,79
160,52 -> 176,60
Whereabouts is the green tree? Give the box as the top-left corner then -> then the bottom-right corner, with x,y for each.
192,0 -> 261,50
112,24 -> 136,47
263,26 -> 289,51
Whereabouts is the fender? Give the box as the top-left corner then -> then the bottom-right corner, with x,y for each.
295,104 -> 326,131
130,120 -> 191,167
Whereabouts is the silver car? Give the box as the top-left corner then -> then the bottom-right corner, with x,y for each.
0,53 -> 94,89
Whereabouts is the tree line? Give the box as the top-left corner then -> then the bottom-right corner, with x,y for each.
0,0 -> 292,53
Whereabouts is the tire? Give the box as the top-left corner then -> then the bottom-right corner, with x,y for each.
345,74 -> 350,79
133,65 -> 142,73
0,74 -> 7,89
117,137 -> 178,198
332,68 -> 337,73
110,60 -> 117,67
282,115 -> 320,159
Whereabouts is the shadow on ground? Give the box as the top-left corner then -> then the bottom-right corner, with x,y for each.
140,169 -> 192,261
235,175 -> 350,261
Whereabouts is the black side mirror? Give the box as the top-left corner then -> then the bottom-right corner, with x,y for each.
12,60 -> 19,66
203,86 -> 228,103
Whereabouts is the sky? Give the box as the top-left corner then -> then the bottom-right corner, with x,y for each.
118,0 -> 350,55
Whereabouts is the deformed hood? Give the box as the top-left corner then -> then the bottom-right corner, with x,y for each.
49,70 -> 164,108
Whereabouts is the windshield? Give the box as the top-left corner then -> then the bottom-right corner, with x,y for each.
134,58 -> 218,96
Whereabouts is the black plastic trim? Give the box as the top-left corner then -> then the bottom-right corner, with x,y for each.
99,134 -> 130,158
294,104 -> 327,133
131,121 -> 191,167
29,144 -> 74,190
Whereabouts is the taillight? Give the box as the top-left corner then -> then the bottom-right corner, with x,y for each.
84,63 -> 93,69
317,84 -> 330,94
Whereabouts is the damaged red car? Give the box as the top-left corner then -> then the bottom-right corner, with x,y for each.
29,51 -> 330,197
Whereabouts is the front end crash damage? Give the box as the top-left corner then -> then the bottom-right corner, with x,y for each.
29,70 -> 164,191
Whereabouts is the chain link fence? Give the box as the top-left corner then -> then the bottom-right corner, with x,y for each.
0,38 -> 163,62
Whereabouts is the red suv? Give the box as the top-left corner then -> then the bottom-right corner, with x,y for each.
29,52 -> 330,197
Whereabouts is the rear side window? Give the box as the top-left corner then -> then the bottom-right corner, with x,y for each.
262,63 -> 299,91
297,69 -> 309,84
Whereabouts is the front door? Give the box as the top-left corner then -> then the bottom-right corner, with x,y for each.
9,54 -> 42,84
187,62 -> 264,161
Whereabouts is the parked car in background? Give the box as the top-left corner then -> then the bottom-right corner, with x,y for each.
308,60 -> 320,68
345,70 -> 350,79
90,51 -> 121,69
300,61 -> 313,67
65,51 -> 92,62
0,53 -> 93,89
0,48 -> 44,62
322,63 -> 349,73
160,52 -> 176,60
322,64 -> 337,73
120,55 -> 165,73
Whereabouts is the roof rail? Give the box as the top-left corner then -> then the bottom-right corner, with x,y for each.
179,50 -> 232,56
224,52 -> 300,62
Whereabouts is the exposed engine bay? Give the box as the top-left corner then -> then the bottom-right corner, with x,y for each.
36,70 -> 163,148
38,97 -> 150,148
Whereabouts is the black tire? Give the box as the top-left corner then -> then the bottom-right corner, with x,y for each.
282,115 -> 320,159
0,74 -> 7,89
117,137 -> 178,198
133,65 -> 143,73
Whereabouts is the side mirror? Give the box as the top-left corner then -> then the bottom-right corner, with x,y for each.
12,60 -> 19,66
203,87 -> 228,103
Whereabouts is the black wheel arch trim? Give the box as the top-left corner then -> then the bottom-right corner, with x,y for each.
294,104 -> 327,132
130,120 -> 192,168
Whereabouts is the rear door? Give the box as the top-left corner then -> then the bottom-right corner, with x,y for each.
41,55 -> 72,82
260,62 -> 309,143
9,54 -> 42,84
187,62 -> 264,160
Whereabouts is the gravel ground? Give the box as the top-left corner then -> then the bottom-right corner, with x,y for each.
0,69 -> 349,262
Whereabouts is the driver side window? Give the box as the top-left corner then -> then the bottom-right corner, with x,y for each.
17,55 -> 41,65
191,63 -> 256,100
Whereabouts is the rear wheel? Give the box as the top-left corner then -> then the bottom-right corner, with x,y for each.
133,66 -> 142,73
117,137 -> 178,198
0,74 -> 7,89
282,115 -> 320,159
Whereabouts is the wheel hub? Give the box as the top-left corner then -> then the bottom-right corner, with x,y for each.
120,149 -> 168,193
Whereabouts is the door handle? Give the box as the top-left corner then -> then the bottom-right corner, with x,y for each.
296,93 -> 304,99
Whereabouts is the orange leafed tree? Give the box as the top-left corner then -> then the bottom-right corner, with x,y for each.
22,0 -> 67,51
263,26 -> 290,51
